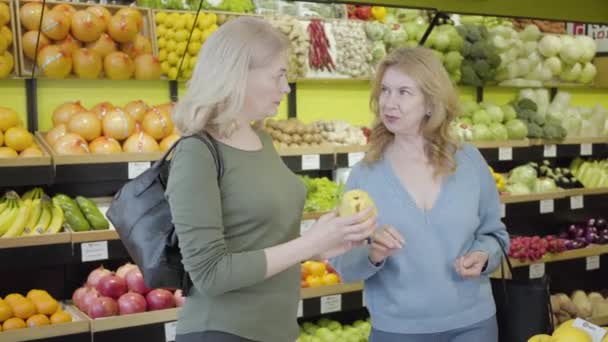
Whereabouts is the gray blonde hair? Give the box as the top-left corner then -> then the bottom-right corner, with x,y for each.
173,16 -> 289,136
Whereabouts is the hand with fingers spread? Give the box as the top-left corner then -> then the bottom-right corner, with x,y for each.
369,225 -> 405,264
305,206 -> 378,260
453,251 -> 489,279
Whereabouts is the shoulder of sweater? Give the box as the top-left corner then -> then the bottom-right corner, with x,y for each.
456,143 -> 485,167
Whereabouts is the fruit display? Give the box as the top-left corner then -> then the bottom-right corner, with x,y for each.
571,158 -> 608,189
0,107 -> 45,158
0,189 -> 64,238
301,176 -> 343,213
332,19 -> 372,78
307,19 -> 334,73
452,100 -> 527,142
548,91 -> 608,138
313,120 -> 368,146
529,160 -> 584,189
301,260 -> 341,288
458,15 -> 513,30
529,318 -> 608,342
154,11 -> 221,80
511,19 -> 567,34
72,263 -> 184,318
298,317 -> 371,342
558,218 -> 608,246
0,290 -> 72,331
508,235 -> 568,262
491,23 -> 597,86
457,24 -> 501,86
44,100 -> 179,155
18,2 -> 158,79
52,193 -> 109,232
551,291 -> 608,325
264,118 -> 328,149
513,89 -> 568,140
267,15 -> 309,81
489,166 -> 507,193
0,0 -> 15,78
505,163 -> 565,195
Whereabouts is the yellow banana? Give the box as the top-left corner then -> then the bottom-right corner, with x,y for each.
0,200 -> 8,215
0,201 -> 18,236
30,201 -> 52,236
23,199 -> 42,235
46,202 -> 64,234
2,199 -> 32,238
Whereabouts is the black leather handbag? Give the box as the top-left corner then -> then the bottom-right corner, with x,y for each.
107,133 -> 223,295
491,235 -> 554,342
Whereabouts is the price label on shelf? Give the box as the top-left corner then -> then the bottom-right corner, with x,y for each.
164,321 -> 177,342
300,220 -> 315,235
543,144 -> 557,157
586,256 -> 600,271
570,195 -> 584,210
498,147 -> 512,161
128,162 -> 151,179
320,294 -> 341,314
500,204 -> 506,219
302,155 -> 320,170
297,300 -> 303,318
362,291 -> 366,307
348,152 -> 365,167
572,318 -> 606,342
81,241 -> 108,263
540,200 -> 554,214
529,263 -> 545,279
580,143 -> 593,156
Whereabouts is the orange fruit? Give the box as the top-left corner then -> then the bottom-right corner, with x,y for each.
306,275 -> 323,287
301,280 -> 309,288
50,310 -> 72,324
33,298 -> 59,316
26,289 -> 48,301
4,293 -> 25,305
321,273 -> 340,285
301,264 -> 309,281
10,298 -> 36,320
26,314 -> 50,327
308,262 -> 327,277
0,298 -> 12,323
3,317 -> 26,330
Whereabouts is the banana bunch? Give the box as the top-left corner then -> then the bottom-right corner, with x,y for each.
489,166 -> 507,192
0,188 -> 64,238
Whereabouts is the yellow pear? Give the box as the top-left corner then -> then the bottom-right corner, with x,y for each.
338,189 -> 377,221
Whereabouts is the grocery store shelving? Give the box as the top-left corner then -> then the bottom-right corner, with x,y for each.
510,244 -> 608,268
301,282 -> 364,299
0,305 -> 90,342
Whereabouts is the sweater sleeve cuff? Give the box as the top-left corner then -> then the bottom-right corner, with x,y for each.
331,247 -> 384,283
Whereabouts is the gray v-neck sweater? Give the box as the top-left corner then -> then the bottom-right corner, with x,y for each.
331,144 -> 510,334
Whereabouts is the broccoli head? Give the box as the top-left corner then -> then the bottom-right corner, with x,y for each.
462,41 -> 472,57
471,41 -> 488,59
463,24 -> 482,42
473,59 -> 495,82
527,122 -> 544,138
487,51 -> 501,69
461,64 -> 482,87
516,98 -> 538,112
543,124 -> 567,140
517,109 -> 536,121
478,26 -> 489,40
531,112 -> 546,126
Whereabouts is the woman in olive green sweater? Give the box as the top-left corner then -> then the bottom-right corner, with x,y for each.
166,17 -> 377,342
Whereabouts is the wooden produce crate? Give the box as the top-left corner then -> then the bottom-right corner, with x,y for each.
84,308 -> 179,342
0,135 -> 54,187
0,0 -> 20,78
0,305 -> 90,342
15,0 -> 154,79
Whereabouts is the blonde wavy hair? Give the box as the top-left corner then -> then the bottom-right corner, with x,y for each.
366,47 -> 461,178
172,16 -> 289,137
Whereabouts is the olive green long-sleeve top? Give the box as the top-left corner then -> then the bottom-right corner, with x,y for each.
165,130 -> 306,342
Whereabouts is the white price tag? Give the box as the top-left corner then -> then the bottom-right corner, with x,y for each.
500,204 -> 506,219
362,291 -> 366,307
498,147 -> 512,161
297,300 -> 303,318
128,162 -> 151,179
570,196 -> 584,210
543,144 -> 557,157
320,294 -> 341,314
348,152 -> 365,167
81,241 -> 109,262
540,200 -> 554,214
572,318 -> 607,342
529,263 -> 545,279
586,256 -> 600,271
581,143 -> 593,156
300,220 -> 315,235
164,321 -> 177,342
302,155 -> 320,170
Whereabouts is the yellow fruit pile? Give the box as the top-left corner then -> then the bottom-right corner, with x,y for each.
489,166 -> 507,192
0,107 -> 42,158
0,290 -> 72,331
0,1 -> 14,78
301,261 -> 341,288
155,11 -> 219,80
528,319 -> 608,342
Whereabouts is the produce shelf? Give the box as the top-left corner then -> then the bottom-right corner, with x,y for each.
0,233 -> 72,271
278,146 -> 336,172
335,145 -> 368,168
299,283 -> 365,319
500,190 -> 570,204
0,0 -> 20,79
86,308 -> 179,342
509,244 -> 608,268
0,136 -> 54,187
0,305 -> 90,342
301,282 -> 364,300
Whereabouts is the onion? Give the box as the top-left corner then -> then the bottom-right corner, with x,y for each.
117,292 -> 147,315
72,286 -> 89,309
89,136 -> 122,154
20,2 -> 49,31
53,133 -> 90,155
0,147 -> 18,158
22,31 -> 50,60
124,100 -> 149,122
116,263 -> 138,279
102,109 -> 135,140
86,6 -> 112,29
67,111 -> 102,142
134,54 -> 161,81
142,108 -> 174,140
91,102 -> 116,120
125,268 -> 151,295
86,33 -> 117,58
88,296 -> 118,319
145,289 -> 175,311
115,8 -> 144,31
160,134 -> 180,152
87,266 -> 112,288
107,14 -> 138,44
41,10 -> 70,41
46,124 -> 67,146
123,131 -> 160,153
80,287 -> 100,313
174,290 -> 185,307
96,274 -> 128,299
56,34 -> 82,57
70,10 -> 104,43
20,145 -> 43,157
53,101 -> 87,126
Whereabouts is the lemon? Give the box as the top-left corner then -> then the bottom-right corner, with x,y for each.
157,37 -> 167,49
168,67 -> 178,80
156,25 -> 167,37
166,13 -> 179,28
158,49 -> 168,62
182,68 -> 193,80
167,52 -> 179,66
189,57 -> 197,69
155,12 -> 167,25
175,30 -> 188,43
207,13 -> 217,26
191,29 -> 202,42
196,13 -> 207,30
188,41 -> 201,55
165,30 -> 175,40
174,17 -> 186,30
176,42 -> 187,55
166,40 -> 177,52
161,61 -> 170,74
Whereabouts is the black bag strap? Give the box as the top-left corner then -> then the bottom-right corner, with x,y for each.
158,132 -> 224,182
489,234 -> 514,278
